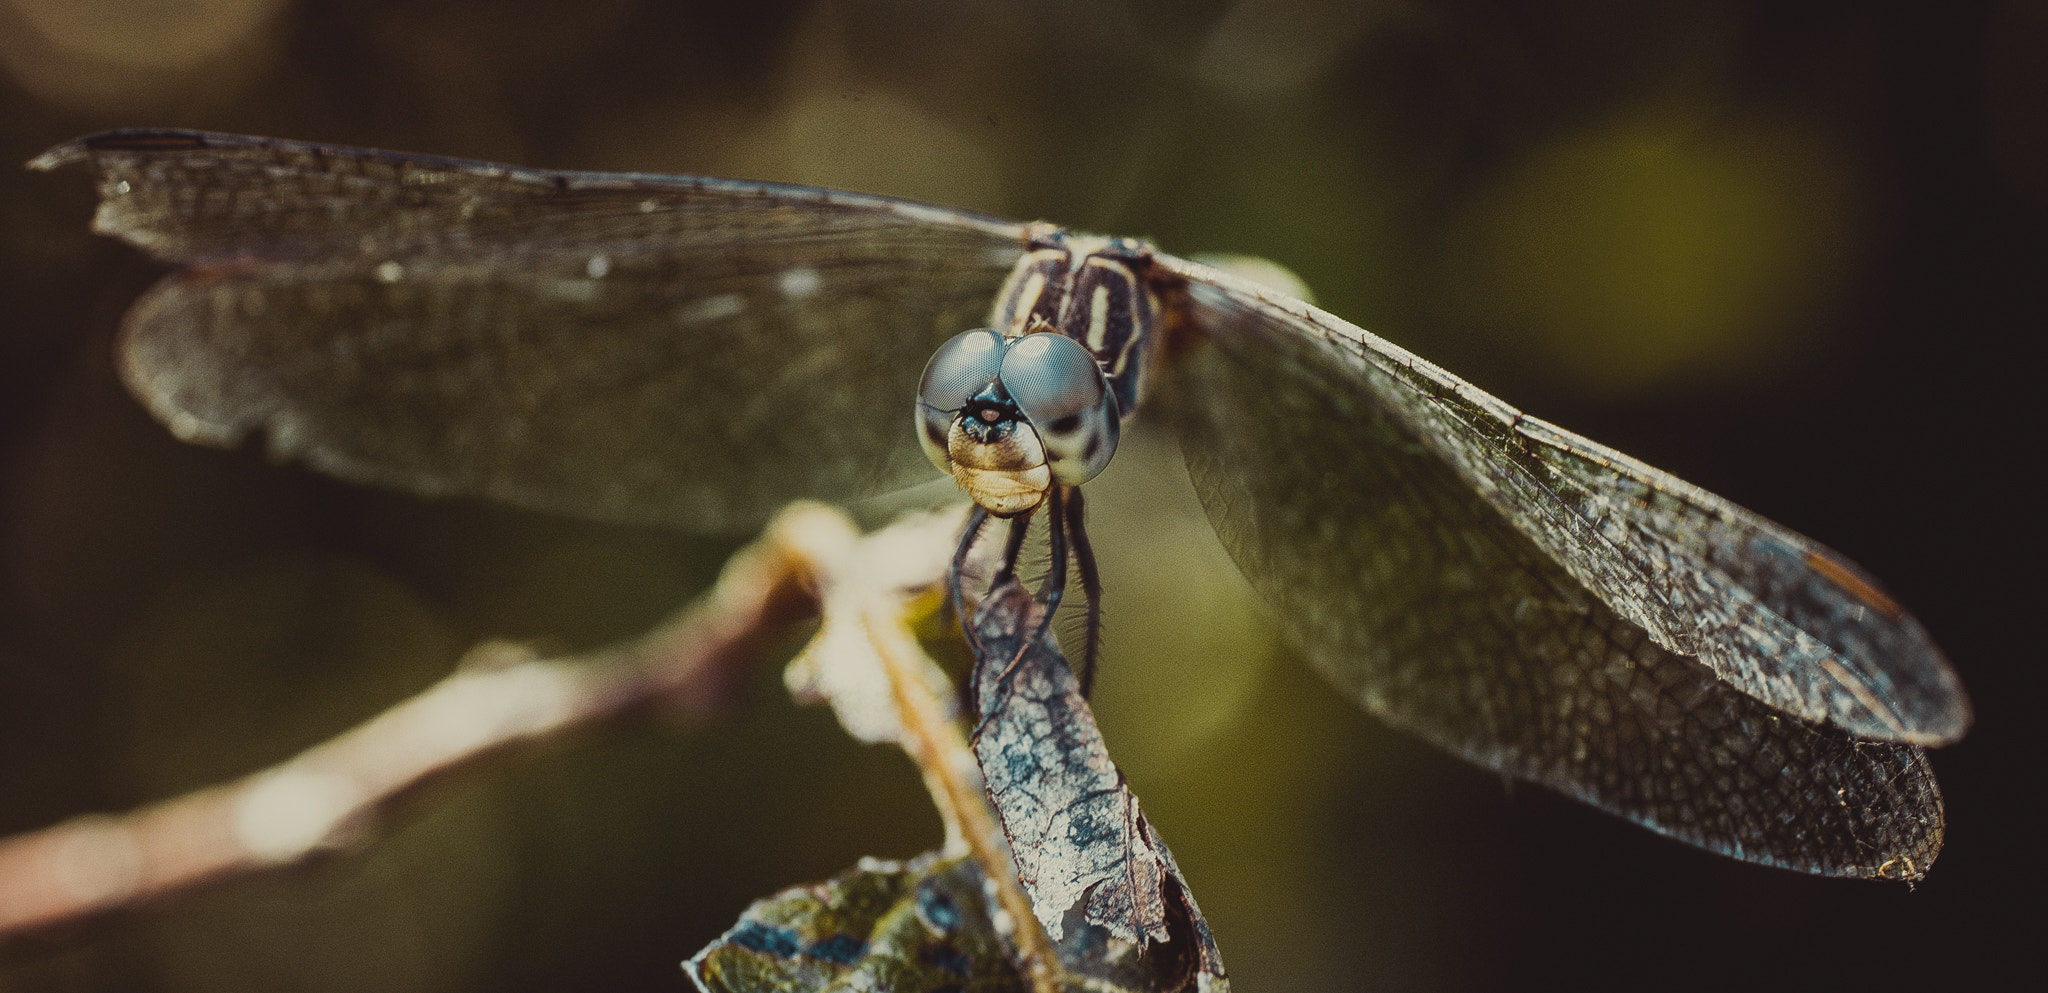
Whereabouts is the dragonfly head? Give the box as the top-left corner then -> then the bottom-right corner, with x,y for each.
917,328 -> 1120,517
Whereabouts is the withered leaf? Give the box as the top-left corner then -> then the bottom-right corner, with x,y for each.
968,581 -> 1228,992
685,852 -> 1022,993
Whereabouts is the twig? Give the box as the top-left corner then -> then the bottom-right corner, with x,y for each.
778,506 -> 1067,993
0,502 -> 821,940
0,502 -> 1069,993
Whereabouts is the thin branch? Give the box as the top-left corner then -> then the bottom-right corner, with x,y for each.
0,502 -> 1069,993
778,506 -> 1067,993
0,503 -> 822,940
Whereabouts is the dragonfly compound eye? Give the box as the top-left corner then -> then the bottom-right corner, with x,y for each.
1000,331 -> 1120,486
916,329 -> 1007,474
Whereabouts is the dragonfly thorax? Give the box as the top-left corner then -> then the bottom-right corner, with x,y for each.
988,234 -> 1159,417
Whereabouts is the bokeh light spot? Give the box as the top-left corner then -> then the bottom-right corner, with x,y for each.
0,0 -> 286,112
1444,115 -> 1862,395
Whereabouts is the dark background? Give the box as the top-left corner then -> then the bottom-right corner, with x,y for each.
1,1 -> 2039,990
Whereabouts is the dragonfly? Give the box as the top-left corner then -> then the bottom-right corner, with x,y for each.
31,129 -> 1969,882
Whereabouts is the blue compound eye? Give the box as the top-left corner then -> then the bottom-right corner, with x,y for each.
918,329 -> 1006,410
1000,332 -> 1119,486
917,329 -> 1008,473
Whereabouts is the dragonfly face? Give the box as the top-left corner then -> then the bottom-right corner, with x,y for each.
915,328 -> 1119,517
28,129 -> 1969,882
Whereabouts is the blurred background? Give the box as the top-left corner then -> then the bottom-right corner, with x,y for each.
0,0 -> 2039,990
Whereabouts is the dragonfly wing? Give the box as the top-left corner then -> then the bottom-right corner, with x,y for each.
1154,254 -> 1947,877
32,130 -> 1030,531
1506,419 -> 1970,744
1154,254 -> 1966,746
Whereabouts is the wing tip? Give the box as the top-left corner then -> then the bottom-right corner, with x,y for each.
1894,694 -> 1973,747
1821,649 -> 1972,747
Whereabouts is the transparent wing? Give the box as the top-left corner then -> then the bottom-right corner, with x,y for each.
1154,254 -> 1955,877
31,130 -> 1030,531
1506,420 -> 1970,743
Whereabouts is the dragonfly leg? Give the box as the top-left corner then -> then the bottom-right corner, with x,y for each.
1065,487 -> 1103,698
950,505 -> 992,654
989,511 -> 1033,588
960,506 -> 1039,705
1022,487 -> 1069,664
968,495 -> 1073,704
